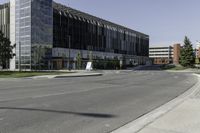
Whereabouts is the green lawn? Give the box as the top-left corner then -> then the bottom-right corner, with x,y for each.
0,71 -> 73,78
161,65 -> 187,70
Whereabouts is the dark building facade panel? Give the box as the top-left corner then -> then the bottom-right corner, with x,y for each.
0,3 -> 10,39
0,3 -> 10,69
31,0 -> 53,70
53,2 -> 149,57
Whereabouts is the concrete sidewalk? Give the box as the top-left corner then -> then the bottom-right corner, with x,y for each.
139,99 -> 200,133
31,71 -> 103,79
138,75 -> 200,133
166,68 -> 200,73
112,74 -> 200,133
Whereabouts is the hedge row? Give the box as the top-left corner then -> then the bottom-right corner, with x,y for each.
93,59 -> 120,70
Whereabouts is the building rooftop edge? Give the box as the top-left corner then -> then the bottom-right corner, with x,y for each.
0,1 -> 149,37
53,1 -> 149,37
149,46 -> 173,48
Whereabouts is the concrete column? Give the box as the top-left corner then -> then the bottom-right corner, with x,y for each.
10,0 -> 16,70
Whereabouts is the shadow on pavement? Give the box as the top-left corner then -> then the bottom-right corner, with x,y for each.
0,107 -> 117,118
131,65 -> 163,71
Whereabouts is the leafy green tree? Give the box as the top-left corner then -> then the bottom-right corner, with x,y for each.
179,36 -> 195,67
76,51 -> 82,69
0,31 -> 15,69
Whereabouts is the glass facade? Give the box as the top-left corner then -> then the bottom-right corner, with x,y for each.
15,0 -> 53,70
31,0 -> 53,70
53,2 -> 149,57
15,0 -> 32,70
0,3 -> 10,39
0,3 -> 10,69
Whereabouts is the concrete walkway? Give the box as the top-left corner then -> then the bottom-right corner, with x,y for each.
138,75 -> 200,133
166,68 -> 200,73
139,99 -> 200,133
112,74 -> 200,133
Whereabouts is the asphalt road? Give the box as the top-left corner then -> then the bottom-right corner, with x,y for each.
0,69 -> 197,133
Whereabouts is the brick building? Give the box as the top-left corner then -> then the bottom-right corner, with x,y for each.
149,44 -> 181,65
195,41 -> 200,58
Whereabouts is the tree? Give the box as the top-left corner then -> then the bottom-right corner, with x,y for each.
76,51 -> 82,70
179,36 -> 195,67
0,31 -> 15,69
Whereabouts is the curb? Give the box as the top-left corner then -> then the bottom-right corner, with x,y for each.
31,73 -> 103,79
54,73 -> 103,78
111,74 -> 200,133
0,78 -> 19,81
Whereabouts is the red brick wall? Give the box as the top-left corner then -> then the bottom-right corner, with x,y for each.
173,44 -> 181,65
153,58 -> 171,65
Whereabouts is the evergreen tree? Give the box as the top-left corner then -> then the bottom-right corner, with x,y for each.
0,31 -> 15,69
179,36 -> 195,67
76,52 -> 82,69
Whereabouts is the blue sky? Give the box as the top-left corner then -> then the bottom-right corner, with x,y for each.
1,0 -> 200,46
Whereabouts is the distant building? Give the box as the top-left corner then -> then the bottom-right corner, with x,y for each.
195,41 -> 200,58
149,44 -> 181,65
149,46 -> 173,64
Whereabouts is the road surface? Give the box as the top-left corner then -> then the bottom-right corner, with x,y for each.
0,69 -> 197,133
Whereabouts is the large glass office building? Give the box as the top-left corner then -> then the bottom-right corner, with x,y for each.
1,0 -> 149,70
10,0 -> 53,70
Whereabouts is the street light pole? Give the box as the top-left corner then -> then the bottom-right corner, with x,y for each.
18,41 -> 21,71
68,35 -> 71,71
67,6 -> 71,71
